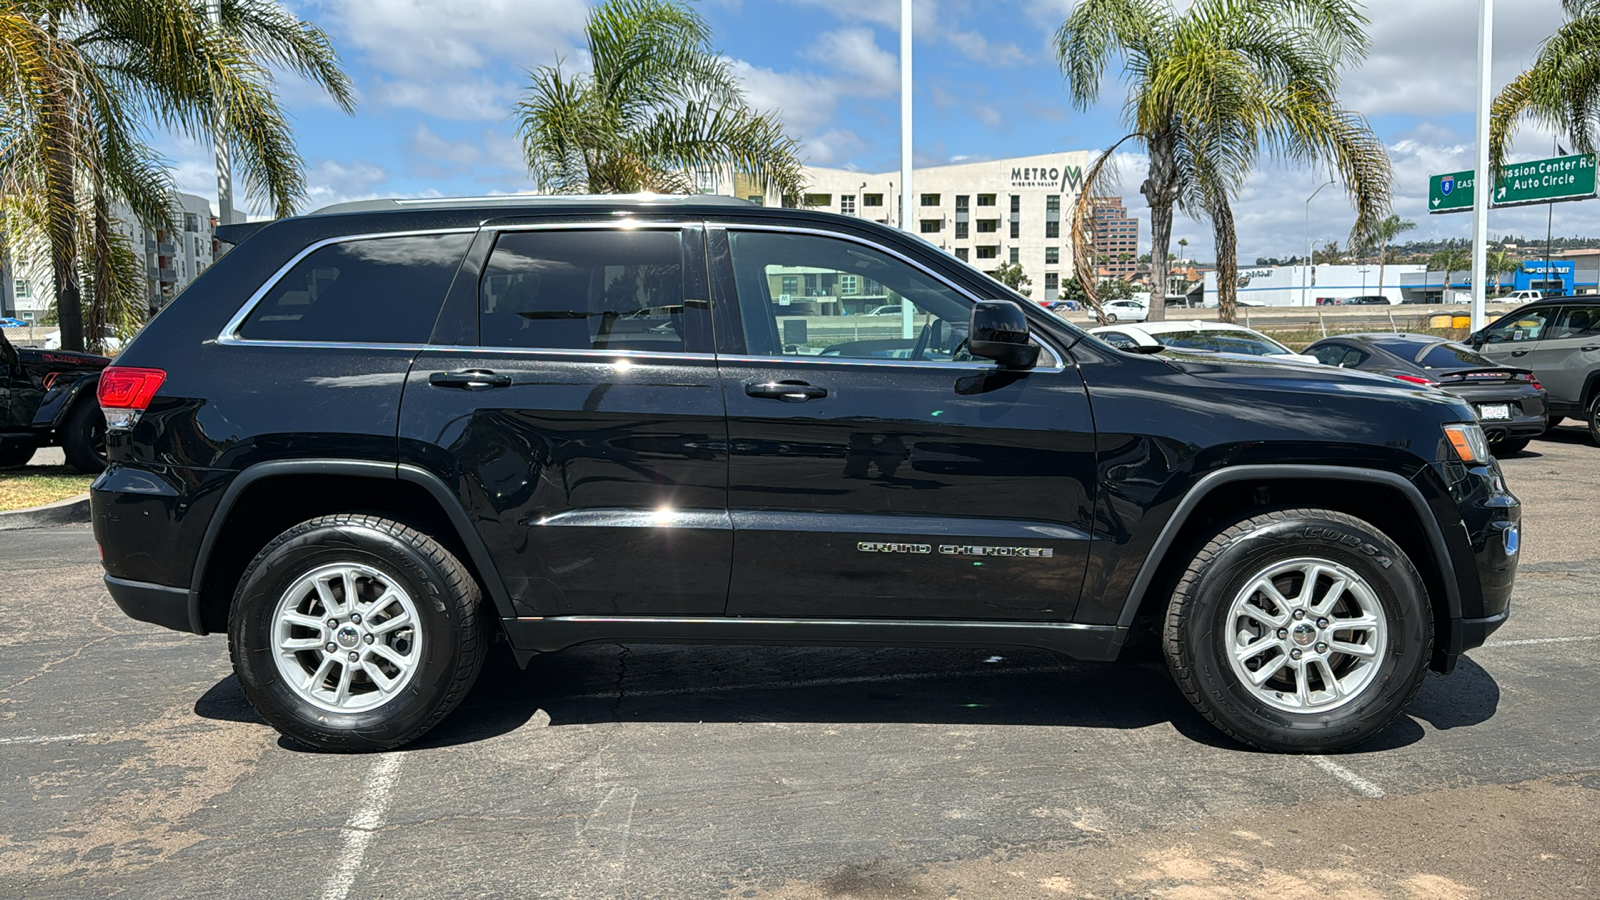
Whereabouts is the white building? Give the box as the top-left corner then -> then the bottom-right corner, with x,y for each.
1204,263 -> 1428,306
4,191 -> 223,324
708,152 -> 1114,302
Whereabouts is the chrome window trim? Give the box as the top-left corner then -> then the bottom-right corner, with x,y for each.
216,227 -> 480,346
707,221 -> 1066,371
423,345 -> 715,362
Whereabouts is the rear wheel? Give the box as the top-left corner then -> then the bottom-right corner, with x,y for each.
60,399 -> 107,474
0,441 -> 35,468
228,514 -> 488,751
1588,395 -> 1600,446
1164,508 -> 1432,753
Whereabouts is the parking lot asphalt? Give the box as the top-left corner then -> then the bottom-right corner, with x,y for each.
3,427 -> 1597,899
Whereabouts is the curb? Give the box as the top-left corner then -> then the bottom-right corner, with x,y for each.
0,493 -> 91,530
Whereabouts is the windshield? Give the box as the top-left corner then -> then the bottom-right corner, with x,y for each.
1155,329 -> 1294,357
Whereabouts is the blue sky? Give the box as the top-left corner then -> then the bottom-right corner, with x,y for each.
158,0 -> 1596,261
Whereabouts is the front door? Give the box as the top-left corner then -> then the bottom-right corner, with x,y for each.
1476,305 -> 1555,371
1526,305 -> 1600,411
711,226 -> 1097,621
399,223 -> 731,618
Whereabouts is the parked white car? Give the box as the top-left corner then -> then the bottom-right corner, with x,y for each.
1090,320 -> 1320,364
42,331 -> 124,352
1100,299 -> 1149,323
1502,290 -> 1543,302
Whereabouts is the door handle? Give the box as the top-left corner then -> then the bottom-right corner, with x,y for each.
429,369 -> 512,390
1582,345 -> 1600,352
745,380 -> 827,402
1510,350 -> 1528,357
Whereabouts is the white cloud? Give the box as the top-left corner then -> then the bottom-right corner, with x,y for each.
299,159 -> 408,212
803,27 -> 899,95
368,75 -> 518,121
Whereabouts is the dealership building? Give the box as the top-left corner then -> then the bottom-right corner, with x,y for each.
710,152 -> 1129,302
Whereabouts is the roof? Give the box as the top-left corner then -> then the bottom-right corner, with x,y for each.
307,193 -> 757,216
1117,320 -> 1265,335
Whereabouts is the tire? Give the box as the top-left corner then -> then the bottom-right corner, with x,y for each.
1163,507 -> 1432,753
1106,312 -> 1119,324
228,514 -> 488,751
1588,394 -> 1600,447
0,441 -> 36,468
1491,437 -> 1529,457
60,399 -> 107,474
1546,415 -> 1563,430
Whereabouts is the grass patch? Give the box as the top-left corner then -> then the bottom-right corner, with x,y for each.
0,466 -> 94,512
1253,326 -> 1472,352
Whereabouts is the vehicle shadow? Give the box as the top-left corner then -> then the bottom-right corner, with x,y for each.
191,643 -> 1503,755
1532,424 -> 1594,448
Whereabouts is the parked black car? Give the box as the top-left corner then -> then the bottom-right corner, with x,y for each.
1304,333 -> 1546,455
0,327 -> 110,472
94,196 -> 1519,754
1467,297 -> 1600,445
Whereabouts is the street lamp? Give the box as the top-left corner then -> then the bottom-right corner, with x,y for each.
1303,178 -> 1334,307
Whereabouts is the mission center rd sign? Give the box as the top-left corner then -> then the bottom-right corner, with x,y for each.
1429,153 -> 1598,214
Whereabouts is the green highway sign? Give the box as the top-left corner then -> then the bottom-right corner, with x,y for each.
1428,154 -> 1597,214
1429,169 -> 1475,213
1493,153 -> 1597,207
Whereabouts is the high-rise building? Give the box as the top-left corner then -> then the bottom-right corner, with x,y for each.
1092,196 -> 1141,280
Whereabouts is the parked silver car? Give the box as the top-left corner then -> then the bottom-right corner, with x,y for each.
1469,298 -> 1600,444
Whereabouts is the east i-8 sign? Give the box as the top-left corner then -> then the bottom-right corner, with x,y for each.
1429,153 -> 1597,214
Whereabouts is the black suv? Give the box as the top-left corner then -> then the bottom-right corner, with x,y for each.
1468,297 -> 1600,443
93,196 -> 1519,753
0,327 -> 110,472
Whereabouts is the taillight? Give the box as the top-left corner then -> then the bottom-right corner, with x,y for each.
97,366 -> 166,429
1392,374 -> 1438,387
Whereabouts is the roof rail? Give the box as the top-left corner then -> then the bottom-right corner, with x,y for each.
308,193 -> 758,216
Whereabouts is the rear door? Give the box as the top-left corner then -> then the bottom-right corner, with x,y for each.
710,225 -> 1098,622
398,221 -> 731,618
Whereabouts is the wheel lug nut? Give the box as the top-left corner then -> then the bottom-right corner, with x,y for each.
364,634 -> 375,645
1290,648 -> 1303,660
1315,642 -> 1328,653
1316,617 -> 1329,628
1292,610 -> 1305,620
325,642 -> 337,653
347,651 -> 359,662
327,618 -> 338,629
351,613 -> 362,624
1276,628 -> 1288,639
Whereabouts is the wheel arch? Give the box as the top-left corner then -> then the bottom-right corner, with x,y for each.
188,459 -> 515,635
31,371 -> 100,431
1115,465 -> 1463,672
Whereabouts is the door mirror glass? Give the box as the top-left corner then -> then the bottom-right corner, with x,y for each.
968,300 -> 1039,369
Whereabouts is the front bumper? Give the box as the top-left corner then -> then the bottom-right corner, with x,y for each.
1430,457 -> 1519,670
104,575 -> 199,634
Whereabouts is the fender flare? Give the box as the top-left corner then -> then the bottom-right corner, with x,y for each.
185,458 -> 516,634
1114,464 -> 1463,630
32,371 -> 101,430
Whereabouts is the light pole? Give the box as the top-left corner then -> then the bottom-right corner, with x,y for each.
1469,0 -> 1494,332
1303,178 -> 1334,307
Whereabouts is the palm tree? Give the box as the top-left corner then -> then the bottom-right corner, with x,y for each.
1431,247 -> 1470,301
1056,0 -> 1388,323
517,0 -> 804,199
1177,237 -> 1189,261
1490,1 -> 1600,171
1366,213 -> 1415,300
1487,249 -> 1520,296
0,1 -> 354,352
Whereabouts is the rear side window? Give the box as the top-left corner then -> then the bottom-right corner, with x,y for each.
480,230 -> 704,352
1414,342 -> 1495,369
238,233 -> 473,344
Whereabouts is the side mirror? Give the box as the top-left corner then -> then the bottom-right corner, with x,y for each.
968,300 -> 1040,369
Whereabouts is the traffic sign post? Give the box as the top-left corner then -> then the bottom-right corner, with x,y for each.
1429,153 -> 1597,214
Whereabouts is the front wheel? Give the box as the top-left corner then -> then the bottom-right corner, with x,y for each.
1588,395 -> 1600,446
1163,508 -> 1432,753
1105,312 -> 1119,324
228,514 -> 488,751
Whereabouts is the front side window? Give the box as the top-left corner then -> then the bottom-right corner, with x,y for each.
728,230 -> 976,362
480,229 -> 703,352
1483,307 -> 1554,343
237,232 -> 473,344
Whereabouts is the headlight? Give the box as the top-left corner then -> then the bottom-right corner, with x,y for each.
1442,423 -> 1490,465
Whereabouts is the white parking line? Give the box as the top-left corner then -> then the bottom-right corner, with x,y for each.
1307,755 -> 1385,799
320,754 -> 406,900
0,732 -> 95,745
1484,635 -> 1594,647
